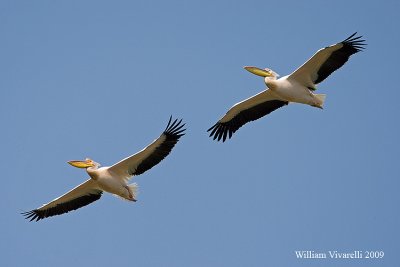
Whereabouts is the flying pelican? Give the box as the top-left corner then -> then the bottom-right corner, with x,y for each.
208,33 -> 366,142
22,117 -> 185,221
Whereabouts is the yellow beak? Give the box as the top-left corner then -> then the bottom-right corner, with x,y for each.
244,66 -> 273,77
67,160 -> 94,168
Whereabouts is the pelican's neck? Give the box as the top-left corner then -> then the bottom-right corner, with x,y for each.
265,77 -> 278,90
86,165 -> 100,180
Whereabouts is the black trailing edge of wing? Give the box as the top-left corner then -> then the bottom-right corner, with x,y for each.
133,116 -> 186,175
207,100 -> 288,142
22,192 -> 102,222
315,32 -> 366,84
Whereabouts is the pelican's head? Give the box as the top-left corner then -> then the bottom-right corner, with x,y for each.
244,66 -> 279,79
67,158 -> 97,169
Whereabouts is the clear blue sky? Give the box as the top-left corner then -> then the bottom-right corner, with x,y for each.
1,1 -> 399,266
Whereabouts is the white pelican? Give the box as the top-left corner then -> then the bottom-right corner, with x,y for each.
208,33 -> 366,142
22,117 -> 185,221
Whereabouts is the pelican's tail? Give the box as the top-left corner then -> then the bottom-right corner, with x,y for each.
314,94 -> 326,109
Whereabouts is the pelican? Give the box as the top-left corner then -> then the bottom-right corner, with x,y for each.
208,33 -> 366,142
22,117 -> 185,221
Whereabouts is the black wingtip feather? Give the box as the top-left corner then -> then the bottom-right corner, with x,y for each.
314,33 -> 366,84
22,192 -> 103,222
165,116 -> 172,130
208,100 -> 288,142
164,117 -> 186,137
133,117 -> 186,175
342,33 -> 367,52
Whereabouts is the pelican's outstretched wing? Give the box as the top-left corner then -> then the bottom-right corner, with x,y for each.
22,179 -> 102,222
108,117 -> 185,180
207,90 -> 288,142
289,33 -> 366,88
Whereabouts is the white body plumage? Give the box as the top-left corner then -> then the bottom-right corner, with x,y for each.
266,75 -> 325,108
208,33 -> 365,142
23,117 -> 185,221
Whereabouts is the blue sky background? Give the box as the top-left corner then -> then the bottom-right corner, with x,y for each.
1,1 -> 399,266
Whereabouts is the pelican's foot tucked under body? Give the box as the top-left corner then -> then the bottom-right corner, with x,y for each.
22,117 -> 186,221
285,92 -> 326,109
311,93 -> 326,109
311,104 -> 324,109
124,183 -> 138,202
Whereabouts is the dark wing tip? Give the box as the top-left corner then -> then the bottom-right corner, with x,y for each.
207,100 -> 288,143
21,210 -> 42,222
342,32 -> 367,53
164,117 -> 186,138
207,121 -> 237,142
22,193 -> 103,222
133,117 -> 186,175
207,125 -> 215,132
314,33 -> 366,84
